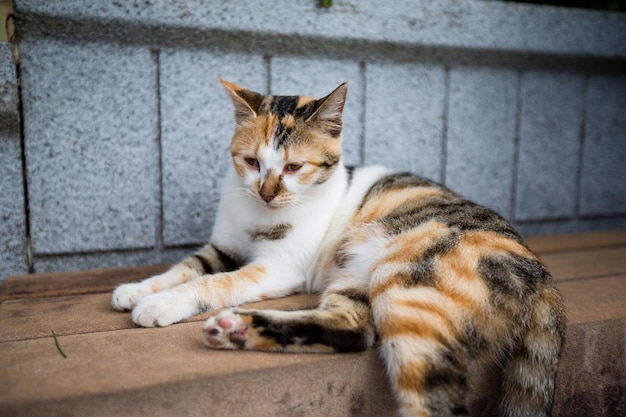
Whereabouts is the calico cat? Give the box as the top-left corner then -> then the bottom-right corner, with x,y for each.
112,79 -> 565,417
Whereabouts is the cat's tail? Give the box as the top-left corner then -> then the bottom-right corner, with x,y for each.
498,282 -> 566,417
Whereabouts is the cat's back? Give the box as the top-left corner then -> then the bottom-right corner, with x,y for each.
356,171 -> 521,240
328,169 -> 561,317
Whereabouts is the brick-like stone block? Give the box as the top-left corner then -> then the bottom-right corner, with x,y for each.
0,45 -> 18,120
160,50 -> 267,246
20,39 -> 159,254
515,71 -> 585,221
364,63 -> 445,181
446,67 -> 518,219
579,74 -> 626,217
0,43 -> 28,281
270,57 -> 363,166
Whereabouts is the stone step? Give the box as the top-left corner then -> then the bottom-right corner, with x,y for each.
1,230 -> 625,416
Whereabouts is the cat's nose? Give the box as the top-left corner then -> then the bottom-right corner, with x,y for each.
260,192 -> 275,203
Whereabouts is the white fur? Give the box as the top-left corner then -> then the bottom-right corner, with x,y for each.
132,290 -> 196,327
308,165 -> 390,292
211,161 -> 356,291
114,157 -> 386,325
113,137 -> 389,326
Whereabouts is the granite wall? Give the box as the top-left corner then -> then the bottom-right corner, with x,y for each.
2,0 -> 625,280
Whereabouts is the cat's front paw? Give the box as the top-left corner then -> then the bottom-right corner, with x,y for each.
202,309 -> 251,349
112,282 -> 152,311
131,291 -> 193,327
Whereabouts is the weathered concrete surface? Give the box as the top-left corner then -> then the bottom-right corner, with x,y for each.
1,231 -> 625,417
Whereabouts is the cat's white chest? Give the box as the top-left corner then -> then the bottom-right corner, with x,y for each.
210,168 -> 345,271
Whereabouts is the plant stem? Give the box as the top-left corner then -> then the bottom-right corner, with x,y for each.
52,330 -> 67,358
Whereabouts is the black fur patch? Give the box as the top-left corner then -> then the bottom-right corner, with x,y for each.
293,100 -> 319,119
270,95 -> 299,118
478,254 -> 549,301
268,96 -> 307,149
406,233 -> 460,288
251,315 -> 370,352
380,196 -> 520,242
458,321 -> 488,359
423,346 -> 469,415
332,288 -> 371,306
314,152 -> 341,185
361,172 -> 523,242
345,166 -> 356,183
191,244 -> 240,274
247,223 -> 292,241
192,254 -> 214,274
273,121 -> 293,149
213,244 -> 240,272
423,347 -> 467,390
333,236 -> 354,268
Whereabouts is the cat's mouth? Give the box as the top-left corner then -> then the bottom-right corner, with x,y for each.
262,200 -> 287,210
256,195 -> 291,210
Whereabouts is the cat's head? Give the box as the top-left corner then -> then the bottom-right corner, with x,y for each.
221,79 -> 348,209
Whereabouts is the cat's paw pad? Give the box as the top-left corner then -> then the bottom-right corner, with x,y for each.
202,309 -> 251,349
131,291 -> 192,327
112,282 -> 152,311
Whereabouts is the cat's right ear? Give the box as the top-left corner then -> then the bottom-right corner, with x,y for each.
220,79 -> 264,126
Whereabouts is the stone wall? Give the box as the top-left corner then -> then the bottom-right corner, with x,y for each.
2,0 -> 625,280
0,43 -> 28,279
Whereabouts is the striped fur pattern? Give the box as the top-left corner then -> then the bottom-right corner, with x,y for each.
113,80 -> 565,417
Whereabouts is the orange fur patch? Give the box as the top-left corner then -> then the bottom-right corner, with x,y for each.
260,168 -> 283,198
281,114 -> 296,130
461,230 -> 535,260
369,221 -> 449,299
356,188 -> 448,224
199,265 -> 265,307
378,307 -> 453,343
378,221 -> 450,266
263,115 -> 278,146
396,359 -> 428,394
370,270 -> 409,301
297,166 -> 319,185
296,96 -> 315,108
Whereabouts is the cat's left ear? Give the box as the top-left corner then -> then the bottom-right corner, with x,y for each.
306,82 -> 348,138
220,78 -> 265,126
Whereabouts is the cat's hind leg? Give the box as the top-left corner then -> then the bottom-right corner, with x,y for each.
371,285 -> 473,417
203,288 -> 375,353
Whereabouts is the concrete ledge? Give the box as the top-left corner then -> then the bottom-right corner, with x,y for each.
14,0 -> 626,69
1,230 -> 625,416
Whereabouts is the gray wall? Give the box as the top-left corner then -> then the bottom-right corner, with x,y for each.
2,0 -> 625,280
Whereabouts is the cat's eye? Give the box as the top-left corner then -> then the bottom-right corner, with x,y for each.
244,157 -> 260,170
283,163 -> 302,174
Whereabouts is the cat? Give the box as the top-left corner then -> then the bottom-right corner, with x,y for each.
112,79 -> 566,417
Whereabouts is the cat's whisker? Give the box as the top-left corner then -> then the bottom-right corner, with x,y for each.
220,188 -> 252,199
